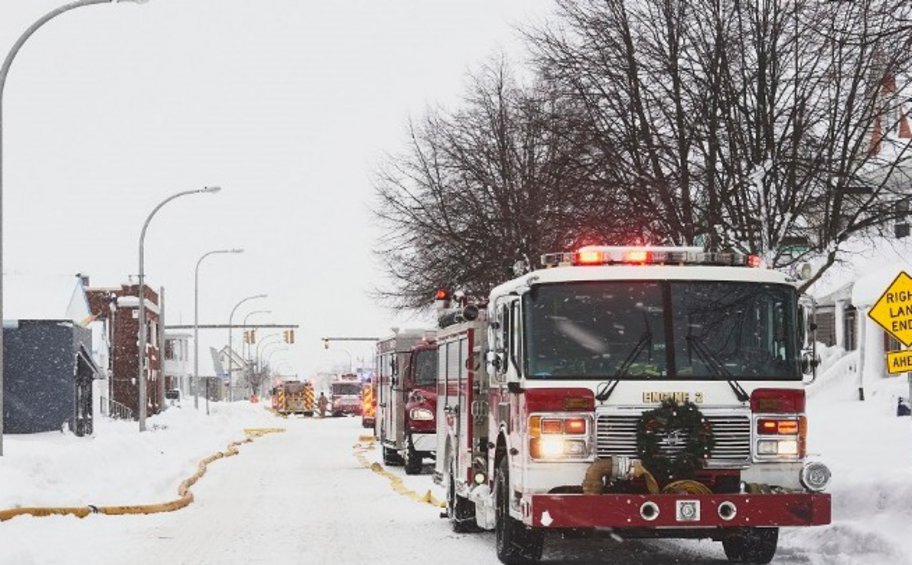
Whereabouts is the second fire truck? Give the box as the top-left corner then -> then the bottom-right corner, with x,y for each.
433,246 -> 831,564
375,329 -> 438,474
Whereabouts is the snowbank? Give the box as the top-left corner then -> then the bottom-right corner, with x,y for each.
793,362 -> 912,564
0,402 -> 279,509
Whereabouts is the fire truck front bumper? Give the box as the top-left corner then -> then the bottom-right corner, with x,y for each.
523,492 -> 830,529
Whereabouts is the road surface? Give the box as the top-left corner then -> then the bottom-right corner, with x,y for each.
1,416 -> 824,565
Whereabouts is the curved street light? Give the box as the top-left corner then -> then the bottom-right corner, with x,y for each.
227,294 -> 267,401
255,333 -> 282,370
0,0 -> 150,454
265,347 -> 288,369
137,186 -> 221,431
260,342 -> 285,368
242,309 -> 271,361
194,248 -> 243,411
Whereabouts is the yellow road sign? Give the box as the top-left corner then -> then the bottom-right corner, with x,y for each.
868,271 -> 912,347
886,350 -> 912,375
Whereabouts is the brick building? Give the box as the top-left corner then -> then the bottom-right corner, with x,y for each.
87,283 -> 164,418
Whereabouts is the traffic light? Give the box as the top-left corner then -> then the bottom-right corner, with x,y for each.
322,338 -> 329,349
283,329 -> 295,344
243,329 -> 256,344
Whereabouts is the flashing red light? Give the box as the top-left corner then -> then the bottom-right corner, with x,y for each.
576,250 -> 605,265
625,250 -> 651,263
747,255 -> 762,268
435,289 -> 450,300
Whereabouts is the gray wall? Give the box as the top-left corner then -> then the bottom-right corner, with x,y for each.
3,320 -> 92,434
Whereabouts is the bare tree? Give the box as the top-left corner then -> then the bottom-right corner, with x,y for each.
244,365 -> 269,397
530,0 -> 912,287
374,61 -> 631,309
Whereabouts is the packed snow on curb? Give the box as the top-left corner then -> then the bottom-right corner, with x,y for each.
786,363 -> 912,564
0,401 -> 280,509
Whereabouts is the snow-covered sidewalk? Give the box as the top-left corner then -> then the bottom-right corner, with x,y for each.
0,401 -> 278,509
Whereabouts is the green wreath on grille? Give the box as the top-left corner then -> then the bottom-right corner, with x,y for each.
635,399 -> 715,483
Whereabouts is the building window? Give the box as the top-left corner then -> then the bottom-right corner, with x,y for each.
844,307 -> 857,351
165,339 -> 175,360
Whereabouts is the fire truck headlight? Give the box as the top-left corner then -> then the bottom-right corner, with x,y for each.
538,438 -> 566,458
409,408 -> 434,421
756,439 -> 799,457
530,438 -> 589,460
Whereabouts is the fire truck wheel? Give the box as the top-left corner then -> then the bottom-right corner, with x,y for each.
404,435 -> 423,475
383,446 -> 404,466
495,459 -> 543,564
447,461 -> 479,533
721,527 -> 778,564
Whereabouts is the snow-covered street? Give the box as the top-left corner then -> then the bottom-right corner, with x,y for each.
1,398 -> 908,565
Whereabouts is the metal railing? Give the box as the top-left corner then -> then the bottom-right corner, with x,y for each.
99,396 -> 134,421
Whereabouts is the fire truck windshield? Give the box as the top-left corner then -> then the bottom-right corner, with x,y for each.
524,281 -> 800,380
413,349 -> 437,386
332,383 -> 361,396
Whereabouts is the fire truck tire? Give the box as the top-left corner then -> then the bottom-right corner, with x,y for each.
404,435 -> 423,475
447,462 -> 479,533
721,527 -> 778,564
383,446 -> 404,466
495,459 -> 543,564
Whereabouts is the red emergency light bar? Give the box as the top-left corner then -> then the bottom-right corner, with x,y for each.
540,246 -> 762,269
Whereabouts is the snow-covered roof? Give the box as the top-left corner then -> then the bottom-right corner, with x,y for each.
3,274 -> 92,325
807,237 -> 912,308
115,295 -> 160,315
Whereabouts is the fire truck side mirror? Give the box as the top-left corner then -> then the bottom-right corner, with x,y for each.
801,352 -> 820,381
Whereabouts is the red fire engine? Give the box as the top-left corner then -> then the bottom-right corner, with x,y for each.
433,246 -> 831,564
330,373 -> 362,416
375,330 -> 438,474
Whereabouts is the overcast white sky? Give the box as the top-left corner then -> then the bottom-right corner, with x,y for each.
1,0 -> 554,376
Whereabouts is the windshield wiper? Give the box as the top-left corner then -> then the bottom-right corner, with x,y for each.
596,329 -> 652,403
686,334 -> 749,402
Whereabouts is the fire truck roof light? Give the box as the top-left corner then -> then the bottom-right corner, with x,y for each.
625,250 -> 651,263
540,246 -> 763,269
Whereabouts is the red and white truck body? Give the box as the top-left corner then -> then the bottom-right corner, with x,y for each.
330,373 -> 362,416
434,246 -> 831,564
375,330 -> 437,473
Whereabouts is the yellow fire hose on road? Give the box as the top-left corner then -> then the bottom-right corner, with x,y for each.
353,436 -> 445,509
0,427 -> 285,522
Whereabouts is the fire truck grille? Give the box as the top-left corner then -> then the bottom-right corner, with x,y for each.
595,413 -> 752,467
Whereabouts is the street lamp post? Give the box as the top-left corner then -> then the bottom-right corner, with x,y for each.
260,347 -> 287,396
138,186 -> 221,431
265,347 -> 288,370
227,294 -> 267,401
259,342 -> 285,371
255,333 -> 281,372
0,0 -> 149,455
194,248 -> 242,410
241,309 -> 271,361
